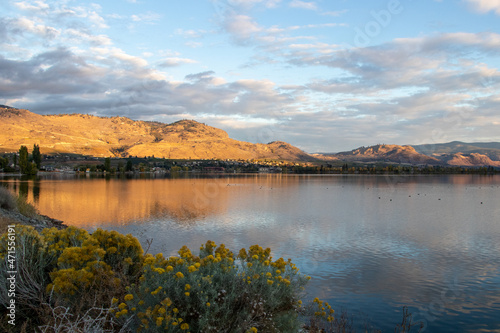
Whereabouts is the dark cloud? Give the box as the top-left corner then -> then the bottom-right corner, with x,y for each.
0,48 -> 104,96
184,71 -> 216,82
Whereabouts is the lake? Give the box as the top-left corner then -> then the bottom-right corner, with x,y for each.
1,173 -> 499,332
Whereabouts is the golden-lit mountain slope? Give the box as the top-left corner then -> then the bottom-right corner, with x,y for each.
315,144 -> 441,165
0,106 -> 315,161
442,153 -> 500,167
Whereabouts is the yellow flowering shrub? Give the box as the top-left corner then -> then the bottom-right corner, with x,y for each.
47,238 -> 119,305
119,241 -> 310,333
89,228 -> 144,277
0,226 -> 338,332
42,226 -> 90,259
45,228 -> 143,310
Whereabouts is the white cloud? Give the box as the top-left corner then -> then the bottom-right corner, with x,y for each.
66,29 -> 112,45
13,0 -> 50,12
224,13 -> 262,43
321,10 -> 348,17
465,0 -> 500,15
131,12 -> 161,23
185,41 -> 203,48
175,28 -> 206,38
90,46 -> 151,70
289,0 -> 317,10
12,17 -> 59,39
228,0 -> 282,8
158,57 -> 198,67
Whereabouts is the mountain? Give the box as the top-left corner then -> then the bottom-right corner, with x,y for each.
0,106 -> 315,161
442,153 -> 500,167
314,142 -> 500,167
314,144 -> 440,165
413,141 -> 500,161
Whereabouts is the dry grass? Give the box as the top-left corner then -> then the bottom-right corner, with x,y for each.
0,187 -> 20,234
0,187 -> 17,211
0,186 -> 40,223
15,195 -> 40,219
0,216 -> 19,235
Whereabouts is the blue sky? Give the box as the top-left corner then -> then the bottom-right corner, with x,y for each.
1,0 -> 499,152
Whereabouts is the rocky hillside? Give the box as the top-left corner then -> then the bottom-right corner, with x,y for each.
439,153 -> 500,167
315,144 -> 441,165
313,143 -> 500,167
0,106 -> 315,161
413,141 -> 500,164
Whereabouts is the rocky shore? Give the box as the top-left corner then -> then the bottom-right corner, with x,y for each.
0,207 -> 67,232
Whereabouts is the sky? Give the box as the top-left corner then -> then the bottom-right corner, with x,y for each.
1,0 -> 499,153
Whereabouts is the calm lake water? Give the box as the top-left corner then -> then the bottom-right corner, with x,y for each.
1,174 -> 500,332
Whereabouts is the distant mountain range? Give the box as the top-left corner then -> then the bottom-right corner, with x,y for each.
313,142 -> 500,167
1,106 -> 499,166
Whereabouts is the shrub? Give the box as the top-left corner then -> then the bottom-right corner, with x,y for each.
42,226 -> 91,260
0,225 -> 53,319
46,228 -> 144,312
0,226 -> 145,330
89,228 -> 144,277
116,241 -> 310,332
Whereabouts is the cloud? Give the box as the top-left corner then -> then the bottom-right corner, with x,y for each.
465,0 -> 500,15
0,48 -> 104,97
227,0 -> 282,9
289,0 -> 317,10
185,71 -> 216,81
131,12 -> 162,23
321,10 -> 348,17
13,0 -> 50,12
158,57 -> 198,67
175,28 -> 206,39
285,32 -> 500,93
2,0 -> 500,152
66,29 -> 112,45
10,17 -> 60,39
219,9 -> 344,50
223,13 -> 262,43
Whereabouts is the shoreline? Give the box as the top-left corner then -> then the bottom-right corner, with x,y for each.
0,207 -> 67,233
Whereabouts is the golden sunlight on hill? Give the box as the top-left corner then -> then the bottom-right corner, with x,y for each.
0,106 -> 315,162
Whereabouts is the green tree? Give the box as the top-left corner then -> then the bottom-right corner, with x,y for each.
117,161 -> 125,173
126,160 -> 133,172
19,146 -> 29,173
0,156 -> 8,170
104,157 -> 111,172
32,144 -> 42,170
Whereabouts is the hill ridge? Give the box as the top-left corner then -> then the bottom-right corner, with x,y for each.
313,143 -> 500,167
0,106 -> 314,161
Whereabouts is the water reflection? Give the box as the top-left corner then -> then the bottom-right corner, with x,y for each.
1,174 -> 294,226
1,174 -> 499,332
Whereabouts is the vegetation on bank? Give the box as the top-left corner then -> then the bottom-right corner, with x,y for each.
0,224 -> 331,332
1,144 -> 499,176
0,187 -> 42,234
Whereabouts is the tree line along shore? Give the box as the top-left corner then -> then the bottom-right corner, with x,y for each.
2,145 -> 498,176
